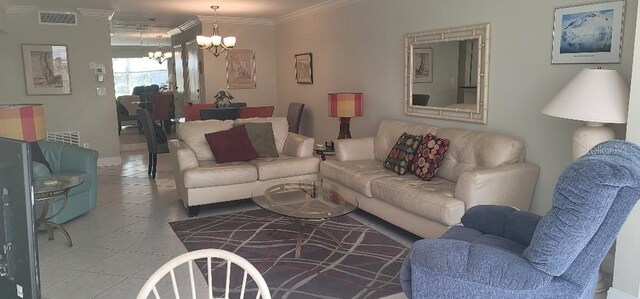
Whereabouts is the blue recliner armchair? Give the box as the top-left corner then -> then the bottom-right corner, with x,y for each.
400,140 -> 640,298
34,140 -> 98,224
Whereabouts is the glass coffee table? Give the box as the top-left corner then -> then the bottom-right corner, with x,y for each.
252,180 -> 358,258
34,175 -> 85,247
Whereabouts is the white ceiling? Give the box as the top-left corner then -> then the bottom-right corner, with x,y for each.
8,0 -> 333,46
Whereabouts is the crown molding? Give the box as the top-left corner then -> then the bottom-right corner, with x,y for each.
275,0 -> 362,24
168,17 -> 200,36
76,8 -> 115,18
197,15 -> 274,26
6,5 -> 37,14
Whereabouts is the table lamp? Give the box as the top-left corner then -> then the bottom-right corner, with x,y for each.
542,68 -> 629,160
328,92 -> 363,139
0,104 -> 46,142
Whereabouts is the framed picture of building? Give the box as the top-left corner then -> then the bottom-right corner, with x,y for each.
226,49 -> 256,89
21,44 -> 72,95
552,1 -> 625,64
413,48 -> 433,83
295,53 -> 313,84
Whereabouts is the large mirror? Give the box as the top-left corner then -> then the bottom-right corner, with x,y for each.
404,23 -> 490,124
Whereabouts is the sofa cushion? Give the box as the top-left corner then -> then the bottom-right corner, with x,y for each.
435,128 -> 525,182
374,120 -> 439,162
410,134 -> 450,181
244,123 -> 279,157
183,161 -> 257,188
177,119 -> 234,161
205,125 -> 259,163
235,117 -> 288,153
249,155 -> 319,181
441,226 -> 527,255
320,159 -> 396,197
383,133 -> 422,175
33,162 -> 51,179
370,176 -> 463,226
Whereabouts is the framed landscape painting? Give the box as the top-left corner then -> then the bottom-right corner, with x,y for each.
22,44 -> 71,95
413,48 -> 433,83
552,1 -> 625,64
226,49 -> 256,89
295,53 -> 313,84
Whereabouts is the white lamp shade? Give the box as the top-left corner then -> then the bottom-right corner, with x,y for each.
148,52 -> 154,58
542,68 -> 629,124
196,35 -> 212,47
154,51 -> 162,58
211,35 -> 222,46
223,36 -> 236,47
165,52 -> 173,59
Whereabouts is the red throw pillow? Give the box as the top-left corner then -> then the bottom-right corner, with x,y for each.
410,134 -> 450,181
205,125 -> 259,163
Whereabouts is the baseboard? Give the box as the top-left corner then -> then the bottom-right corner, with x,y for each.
608,288 -> 639,299
98,156 -> 122,166
120,143 -> 146,152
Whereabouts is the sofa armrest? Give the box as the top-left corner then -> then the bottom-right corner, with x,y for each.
168,139 -> 199,172
335,137 -> 375,161
283,133 -> 314,157
400,239 -> 552,298
461,205 -> 542,246
454,162 -> 540,211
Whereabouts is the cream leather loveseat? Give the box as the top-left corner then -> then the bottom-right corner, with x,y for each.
320,120 -> 540,238
169,117 -> 320,216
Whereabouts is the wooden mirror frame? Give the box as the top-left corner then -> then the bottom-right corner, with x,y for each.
404,23 -> 490,124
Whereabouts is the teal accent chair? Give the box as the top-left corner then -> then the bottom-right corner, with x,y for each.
35,140 -> 99,224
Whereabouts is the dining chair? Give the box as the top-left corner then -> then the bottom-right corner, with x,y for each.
152,94 -> 174,132
116,96 -> 141,135
411,94 -> 430,106
183,103 -> 217,121
286,103 -> 305,133
229,102 -> 247,108
137,108 -> 169,179
238,106 -> 275,118
200,108 -> 239,121
137,249 -> 272,299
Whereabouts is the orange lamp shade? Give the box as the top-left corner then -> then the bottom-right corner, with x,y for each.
0,104 -> 46,141
328,93 -> 363,117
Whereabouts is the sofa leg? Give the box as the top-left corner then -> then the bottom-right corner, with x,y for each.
152,153 -> 158,179
148,152 -> 153,176
188,206 -> 200,217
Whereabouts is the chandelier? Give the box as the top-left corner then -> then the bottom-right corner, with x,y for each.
196,5 -> 236,57
148,35 -> 172,64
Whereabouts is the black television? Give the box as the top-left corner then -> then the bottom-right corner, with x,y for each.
0,138 -> 41,299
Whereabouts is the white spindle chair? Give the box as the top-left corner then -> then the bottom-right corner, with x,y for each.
136,249 -> 271,299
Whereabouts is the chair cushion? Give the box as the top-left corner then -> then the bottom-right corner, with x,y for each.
235,117 -> 288,153
383,133 -> 422,175
243,123 -> 279,157
249,155 -> 319,180
320,159 -> 396,197
205,125 -> 259,163
177,119 -> 234,161
32,162 -> 51,179
441,226 -> 527,255
370,176 -> 463,226
183,161 -> 257,188
410,134 -> 450,181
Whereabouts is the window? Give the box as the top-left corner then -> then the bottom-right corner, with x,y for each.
113,58 -> 168,97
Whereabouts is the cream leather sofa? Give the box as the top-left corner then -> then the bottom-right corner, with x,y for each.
320,120 -> 540,239
169,117 -> 319,216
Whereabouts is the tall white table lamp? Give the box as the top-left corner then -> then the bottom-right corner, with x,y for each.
542,68 -> 629,160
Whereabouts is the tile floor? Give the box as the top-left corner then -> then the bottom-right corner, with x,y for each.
38,150 -> 415,299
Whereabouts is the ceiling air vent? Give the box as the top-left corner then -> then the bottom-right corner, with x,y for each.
38,11 -> 78,26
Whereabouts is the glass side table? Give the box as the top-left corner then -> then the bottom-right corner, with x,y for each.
34,175 -> 85,247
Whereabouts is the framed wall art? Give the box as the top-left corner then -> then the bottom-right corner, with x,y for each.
226,49 -> 256,89
413,48 -> 433,83
21,44 -> 71,95
294,53 -> 313,84
552,1 -> 625,64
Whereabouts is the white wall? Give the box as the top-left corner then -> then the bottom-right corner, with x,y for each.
275,0 -> 637,215
200,22 -> 277,107
0,11 -> 120,160
0,0 -> 7,32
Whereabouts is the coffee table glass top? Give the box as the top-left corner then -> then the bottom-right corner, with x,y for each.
34,175 -> 85,199
252,180 -> 357,220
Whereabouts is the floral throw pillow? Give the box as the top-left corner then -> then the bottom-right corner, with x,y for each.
410,134 -> 450,181
384,133 -> 423,175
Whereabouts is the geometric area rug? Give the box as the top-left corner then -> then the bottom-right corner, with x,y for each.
169,209 -> 410,298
